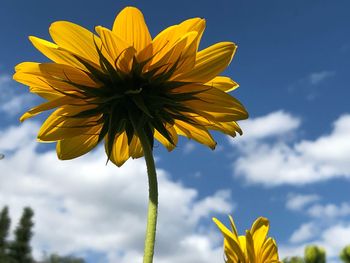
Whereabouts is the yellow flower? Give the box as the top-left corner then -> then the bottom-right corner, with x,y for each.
14,6 -> 248,166
213,216 -> 281,263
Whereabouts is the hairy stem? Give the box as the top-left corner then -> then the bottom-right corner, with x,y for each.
138,130 -> 158,263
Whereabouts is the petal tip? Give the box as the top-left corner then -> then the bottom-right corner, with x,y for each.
19,112 -> 30,122
210,141 -> 217,150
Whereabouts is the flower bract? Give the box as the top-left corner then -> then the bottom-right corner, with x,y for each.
14,6 -> 248,166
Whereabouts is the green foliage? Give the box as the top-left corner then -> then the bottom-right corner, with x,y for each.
0,206 -> 87,263
8,207 -> 34,263
42,253 -> 86,263
340,245 -> 350,263
0,206 -> 11,262
305,245 -> 326,263
282,256 -> 304,263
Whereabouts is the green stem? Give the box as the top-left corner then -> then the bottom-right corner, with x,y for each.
138,130 -> 158,263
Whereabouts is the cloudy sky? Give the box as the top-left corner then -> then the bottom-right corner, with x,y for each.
1,0 -> 350,262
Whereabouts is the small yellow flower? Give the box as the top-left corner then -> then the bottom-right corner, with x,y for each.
14,6 -> 248,166
213,216 -> 281,263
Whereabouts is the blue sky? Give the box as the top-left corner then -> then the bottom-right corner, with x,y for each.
1,0 -> 350,262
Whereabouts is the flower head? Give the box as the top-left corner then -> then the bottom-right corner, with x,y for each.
14,6 -> 248,166
213,216 -> 281,263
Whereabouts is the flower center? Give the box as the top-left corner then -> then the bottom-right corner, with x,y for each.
67,48 -> 203,158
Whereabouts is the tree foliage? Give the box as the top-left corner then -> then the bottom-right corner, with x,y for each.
0,206 -> 87,263
304,245 -> 326,263
0,206 -> 11,262
340,245 -> 350,263
8,207 -> 34,263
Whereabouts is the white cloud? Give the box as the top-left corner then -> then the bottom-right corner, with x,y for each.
309,70 -> 335,85
287,70 -> 336,101
281,222 -> 350,261
307,202 -> 350,218
282,192 -> 350,261
0,73 -> 36,116
279,244 -> 305,261
0,74 -> 11,84
319,223 -> 350,258
286,193 -> 320,211
0,121 -> 233,263
283,192 -> 350,260
190,190 -> 232,224
0,122 -> 39,151
182,142 -> 196,154
233,110 -> 301,143
231,112 -> 350,186
193,171 -> 202,178
289,222 -> 318,243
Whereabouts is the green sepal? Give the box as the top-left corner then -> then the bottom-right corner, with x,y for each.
167,110 -> 200,126
150,118 -> 174,146
68,105 -> 106,118
62,78 -> 110,98
105,107 -> 126,163
153,58 -> 180,83
37,78 -> 84,99
73,55 -> 110,84
131,55 -> 153,76
124,122 -> 135,145
128,109 -> 154,149
97,115 -> 110,143
93,39 -> 123,86
130,95 -> 153,118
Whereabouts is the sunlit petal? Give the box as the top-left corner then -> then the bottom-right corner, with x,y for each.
175,42 -> 237,83
112,7 -> 152,55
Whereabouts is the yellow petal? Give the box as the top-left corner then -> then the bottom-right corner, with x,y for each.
14,71 -> 68,97
14,62 -> 99,102
238,235 -> 247,259
129,135 -> 143,159
38,107 -> 101,141
245,231 -> 256,263
154,125 -> 178,151
205,76 -> 239,92
174,42 -> 237,83
179,18 -> 206,48
213,217 -> 246,262
29,36 -> 86,70
151,18 -> 205,63
261,238 -> 279,262
208,112 -> 245,124
224,241 -> 240,263
174,84 -> 248,120
106,132 -> 130,167
185,100 -> 245,116
171,32 -> 199,77
20,96 -> 76,122
174,120 -> 216,149
15,62 -> 97,88
112,7 -> 152,54
57,125 -> 101,160
148,32 -> 198,76
49,21 -> 101,65
228,215 -> 240,238
250,217 -> 270,259
172,83 -> 241,108
208,121 -> 242,137
95,26 -> 136,73
29,87 -> 62,100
